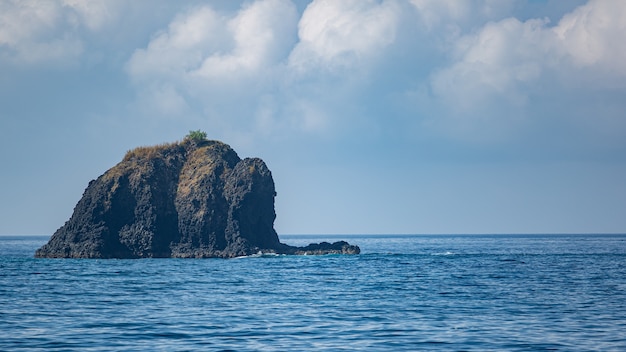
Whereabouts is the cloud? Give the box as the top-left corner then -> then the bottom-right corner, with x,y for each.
120,0 -> 626,153
418,0 -> 626,145
556,0 -> 626,77
127,0 -> 298,80
126,0 -> 299,133
428,18 -> 550,118
0,0 -> 123,65
288,0 -> 399,73
0,0 -> 79,64
195,0 -> 297,78
126,6 -> 226,80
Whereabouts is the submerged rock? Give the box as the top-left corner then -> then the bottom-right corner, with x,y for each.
35,137 -> 359,258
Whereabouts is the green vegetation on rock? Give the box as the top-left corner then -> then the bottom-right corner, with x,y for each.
185,130 -> 208,142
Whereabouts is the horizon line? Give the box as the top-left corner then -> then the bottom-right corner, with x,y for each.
4,232 -> 625,237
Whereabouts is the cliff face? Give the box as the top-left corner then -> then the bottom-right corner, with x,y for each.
35,139 -> 359,258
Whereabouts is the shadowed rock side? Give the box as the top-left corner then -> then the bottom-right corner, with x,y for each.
35,139 -> 359,258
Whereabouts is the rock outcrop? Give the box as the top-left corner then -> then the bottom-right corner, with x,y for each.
35,137 -> 359,258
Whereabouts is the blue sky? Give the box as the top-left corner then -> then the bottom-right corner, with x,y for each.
1,0 -> 625,235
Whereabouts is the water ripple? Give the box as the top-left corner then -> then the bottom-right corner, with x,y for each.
1,235 -> 626,350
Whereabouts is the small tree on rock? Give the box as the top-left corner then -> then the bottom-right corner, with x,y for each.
186,130 -> 207,142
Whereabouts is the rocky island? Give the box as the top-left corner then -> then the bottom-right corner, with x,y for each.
35,132 -> 359,258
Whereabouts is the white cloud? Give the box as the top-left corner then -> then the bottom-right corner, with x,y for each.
0,1 -> 59,46
128,0 -> 297,81
0,0 -> 122,64
126,6 -> 226,80
119,0 -> 626,149
555,0 -> 626,76
125,0 -> 299,134
0,0 -> 74,63
195,0 -> 298,78
288,0 -> 399,73
431,17 -> 550,109
420,0 -> 626,142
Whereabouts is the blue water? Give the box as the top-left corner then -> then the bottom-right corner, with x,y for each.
2,234 -> 626,351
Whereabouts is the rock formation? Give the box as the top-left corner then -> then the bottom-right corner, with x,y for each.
35,136 -> 359,258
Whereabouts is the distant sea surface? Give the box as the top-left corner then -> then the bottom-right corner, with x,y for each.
2,234 -> 626,351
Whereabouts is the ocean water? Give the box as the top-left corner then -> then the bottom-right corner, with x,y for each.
1,234 -> 626,351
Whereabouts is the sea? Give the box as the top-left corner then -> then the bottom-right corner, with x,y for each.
1,234 -> 625,351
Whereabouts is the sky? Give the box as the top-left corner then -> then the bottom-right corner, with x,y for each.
1,0 -> 625,235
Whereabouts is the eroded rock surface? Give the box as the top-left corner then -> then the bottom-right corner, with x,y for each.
35,139 -> 359,258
